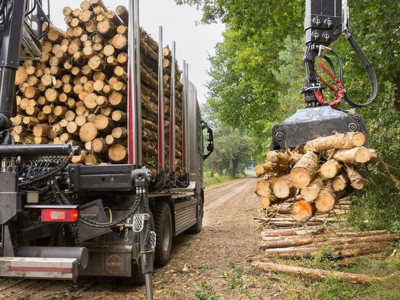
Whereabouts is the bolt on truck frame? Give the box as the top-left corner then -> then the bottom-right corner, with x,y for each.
0,0 -> 213,298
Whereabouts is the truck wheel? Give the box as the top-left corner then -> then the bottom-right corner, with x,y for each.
154,201 -> 172,267
187,194 -> 203,234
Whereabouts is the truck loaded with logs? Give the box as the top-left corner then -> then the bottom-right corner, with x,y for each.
0,0 -> 213,298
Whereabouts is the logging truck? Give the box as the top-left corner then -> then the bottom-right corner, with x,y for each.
0,0 -> 213,298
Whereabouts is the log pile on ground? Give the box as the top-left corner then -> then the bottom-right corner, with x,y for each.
259,225 -> 396,259
9,1 -> 184,177
254,132 -> 379,223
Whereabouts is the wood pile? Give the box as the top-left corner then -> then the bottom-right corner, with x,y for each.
9,0 -> 184,177
254,132 -> 379,223
259,225 -> 396,259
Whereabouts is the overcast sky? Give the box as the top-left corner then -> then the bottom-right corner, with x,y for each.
48,0 -> 225,104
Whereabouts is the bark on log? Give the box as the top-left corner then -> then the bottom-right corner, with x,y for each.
304,132 -> 366,152
333,147 -> 371,164
346,165 -> 365,190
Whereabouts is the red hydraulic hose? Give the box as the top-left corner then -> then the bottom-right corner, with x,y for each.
314,57 -> 345,108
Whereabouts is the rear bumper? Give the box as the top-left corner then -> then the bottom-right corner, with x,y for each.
0,257 -> 79,279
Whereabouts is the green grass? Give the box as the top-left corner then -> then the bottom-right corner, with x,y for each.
203,171 -> 254,187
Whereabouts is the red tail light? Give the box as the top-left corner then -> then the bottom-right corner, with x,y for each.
41,208 -> 79,223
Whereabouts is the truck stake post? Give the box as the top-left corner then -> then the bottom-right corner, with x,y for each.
133,168 -> 154,300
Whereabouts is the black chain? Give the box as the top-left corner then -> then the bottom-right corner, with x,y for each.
78,195 -> 142,228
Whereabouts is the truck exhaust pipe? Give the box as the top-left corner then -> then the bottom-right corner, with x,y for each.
17,246 -> 89,269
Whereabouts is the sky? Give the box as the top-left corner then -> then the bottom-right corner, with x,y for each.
48,0 -> 225,104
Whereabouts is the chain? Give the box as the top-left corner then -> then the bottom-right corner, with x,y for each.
78,194 -> 142,228
73,223 -> 81,246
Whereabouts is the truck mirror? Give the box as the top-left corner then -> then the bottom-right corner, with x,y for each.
201,120 -> 213,160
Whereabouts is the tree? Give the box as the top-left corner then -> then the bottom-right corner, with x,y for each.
201,103 -> 253,178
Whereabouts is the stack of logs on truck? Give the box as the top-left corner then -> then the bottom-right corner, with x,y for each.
10,1 -> 183,179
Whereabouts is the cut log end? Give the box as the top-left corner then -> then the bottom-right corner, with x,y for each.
292,200 -> 314,222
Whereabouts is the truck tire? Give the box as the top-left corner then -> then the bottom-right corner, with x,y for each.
187,193 -> 204,234
154,201 -> 173,267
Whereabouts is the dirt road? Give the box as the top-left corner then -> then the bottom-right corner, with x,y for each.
0,177 -> 270,300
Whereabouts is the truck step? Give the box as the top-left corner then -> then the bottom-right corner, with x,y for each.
0,257 -> 78,279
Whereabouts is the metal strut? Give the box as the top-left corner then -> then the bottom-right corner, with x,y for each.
133,168 -> 155,300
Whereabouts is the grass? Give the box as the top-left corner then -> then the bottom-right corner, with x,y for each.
203,171 -> 255,187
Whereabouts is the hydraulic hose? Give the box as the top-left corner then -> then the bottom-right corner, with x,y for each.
342,33 -> 378,107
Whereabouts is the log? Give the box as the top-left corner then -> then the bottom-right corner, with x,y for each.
15,67 -> 28,85
332,173 -> 348,192
369,149 -> 379,164
300,176 -> 324,202
93,114 -> 114,133
315,184 -> 336,213
320,159 -> 341,179
254,162 -> 275,176
346,165 -> 365,190
32,124 -> 50,137
115,5 -> 128,24
266,151 -> 301,166
108,144 -> 127,162
111,127 -> 127,139
260,237 -> 314,249
92,137 -> 108,153
263,242 -> 391,259
111,34 -> 127,50
111,110 -> 127,123
333,147 -> 371,164
304,132 -> 366,152
292,200 -> 315,222
72,149 -> 88,163
79,122 -> 98,142
88,55 -> 104,71
85,154 -> 98,165
290,151 -> 319,188
252,261 -> 397,285
259,195 -> 277,208
255,178 -> 278,197
273,174 -> 296,199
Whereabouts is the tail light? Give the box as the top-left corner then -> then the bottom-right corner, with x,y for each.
41,208 -> 79,223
